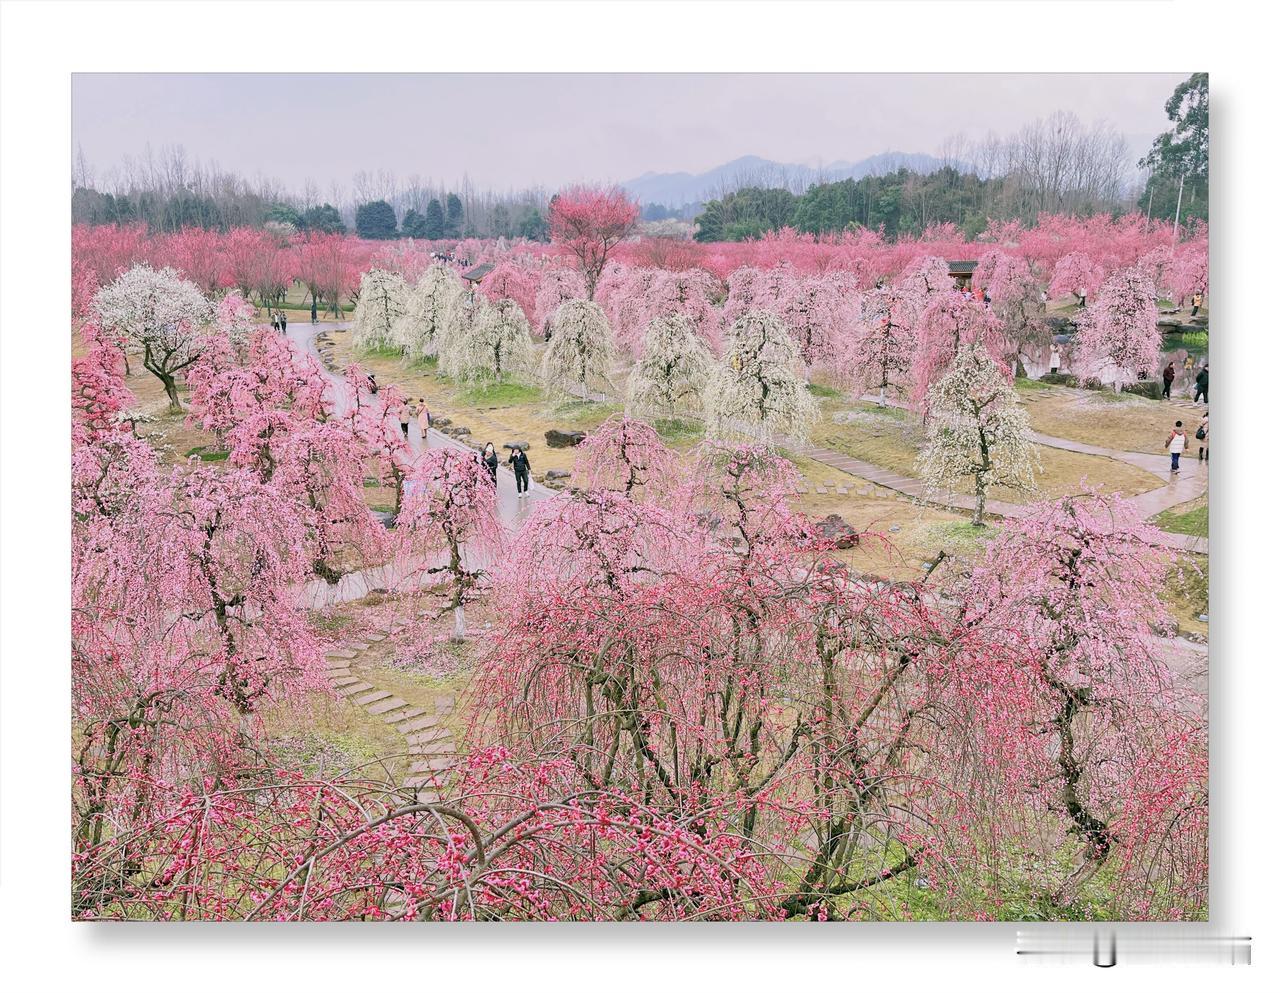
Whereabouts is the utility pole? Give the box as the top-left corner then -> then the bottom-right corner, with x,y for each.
1172,171 -> 1186,244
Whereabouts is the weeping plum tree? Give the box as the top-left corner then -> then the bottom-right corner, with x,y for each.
962,491 -> 1207,913
705,309 -> 818,446
625,312 -> 712,418
92,264 -> 216,412
393,262 -> 466,359
916,344 -> 1039,525
398,447 -> 502,640
1076,265 -> 1162,389
440,295 -> 534,382
351,268 -> 409,352
843,284 -> 920,405
540,299 -> 615,397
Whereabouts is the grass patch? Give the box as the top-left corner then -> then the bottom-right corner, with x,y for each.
1164,331 -> 1209,355
550,398 -> 623,426
924,519 -> 1002,556
457,379 -> 545,406
1015,377 -> 1056,392
1154,497 -> 1208,537
807,382 -> 843,399
1020,387 -> 1202,454
653,417 -> 705,444
357,344 -> 408,361
184,445 -> 229,462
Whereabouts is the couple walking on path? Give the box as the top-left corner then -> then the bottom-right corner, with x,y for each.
1165,412 -> 1209,472
477,442 -> 533,496
398,400 -> 432,439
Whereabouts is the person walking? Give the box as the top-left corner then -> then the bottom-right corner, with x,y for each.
270,311 -> 280,333
508,444 -> 531,497
1164,420 -> 1187,473
1162,361 -> 1176,400
367,371 -> 379,395
279,310 -> 288,333
1194,364 -> 1209,404
1049,343 -> 1061,375
398,401 -> 412,438
481,442 -> 499,486
416,399 -> 431,440
1196,411 -> 1209,462
311,297 -> 318,324
1191,292 -> 1203,317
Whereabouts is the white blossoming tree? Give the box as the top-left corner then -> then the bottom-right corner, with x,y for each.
705,309 -> 818,446
351,268 -> 409,353
625,313 -> 712,418
441,296 -> 534,382
540,299 -> 615,397
393,263 -> 465,359
916,345 -> 1039,526
844,285 -> 918,405
92,264 -> 216,412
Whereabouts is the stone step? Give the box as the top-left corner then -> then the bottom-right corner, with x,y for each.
325,649 -> 358,661
366,697 -> 410,716
410,739 -> 455,756
407,729 -> 452,746
336,681 -> 374,697
399,716 -> 443,735
345,642 -> 370,652
352,689 -> 392,707
364,632 -> 387,643
330,675 -> 360,688
408,757 -> 457,775
383,707 -> 427,725
324,657 -> 353,670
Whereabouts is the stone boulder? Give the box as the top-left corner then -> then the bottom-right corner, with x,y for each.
545,428 -> 586,449
432,415 -> 453,428
503,441 -> 531,451
545,468 -> 571,480
814,513 -> 860,549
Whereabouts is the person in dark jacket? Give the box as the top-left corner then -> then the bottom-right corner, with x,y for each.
1194,365 -> 1209,404
508,445 -> 531,496
481,442 -> 498,485
311,298 -> 318,324
1162,361 -> 1176,400
280,310 -> 288,332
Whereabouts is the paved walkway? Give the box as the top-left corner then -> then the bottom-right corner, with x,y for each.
796,391 -> 1210,555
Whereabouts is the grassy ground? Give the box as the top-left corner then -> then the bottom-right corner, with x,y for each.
1163,553 -> 1209,637
331,328 -> 626,479
1154,496 -> 1209,538
810,399 -> 1163,503
1018,384 -> 1208,455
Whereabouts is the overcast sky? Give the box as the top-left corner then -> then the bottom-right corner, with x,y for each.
72,73 -> 1188,192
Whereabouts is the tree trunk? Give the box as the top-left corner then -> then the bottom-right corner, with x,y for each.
159,371 -> 182,413
452,605 -> 466,641
972,471 -> 987,527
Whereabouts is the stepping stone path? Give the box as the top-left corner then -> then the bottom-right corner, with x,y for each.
322,624 -> 460,805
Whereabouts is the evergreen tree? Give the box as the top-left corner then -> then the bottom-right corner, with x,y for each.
300,203 -> 345,234
445,193 -> 464,237
424,199 -> 445,239
401,208 -> 429,239
355,199 -> 398,240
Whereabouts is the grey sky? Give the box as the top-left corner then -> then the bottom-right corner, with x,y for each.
72,73 -> 1188,192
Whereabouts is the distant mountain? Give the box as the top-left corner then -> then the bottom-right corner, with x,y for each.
623,152 -> 962,207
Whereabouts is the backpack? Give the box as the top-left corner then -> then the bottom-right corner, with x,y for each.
1195,425 -> 1206,440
